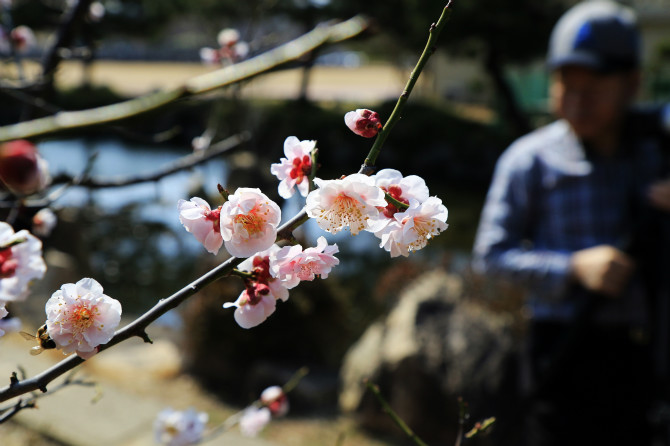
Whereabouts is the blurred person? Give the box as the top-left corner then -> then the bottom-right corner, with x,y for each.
472,1 -> 670,445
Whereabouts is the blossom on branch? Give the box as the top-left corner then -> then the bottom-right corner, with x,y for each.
368,168 -> 430,233
270,136 -> 316,199
0,222 -> 46,302
220,188 -> 281,258
344,109 -> 383,138
239,406 -> 271,437
261,385 -> 289,417
45,278 -> 122,359
305,174 -> 386,235
178,197 -> 223,255
272,236 -> 339,288
199,28 -> 249,66
374,197 -> 449,257
154,407 -> 208,446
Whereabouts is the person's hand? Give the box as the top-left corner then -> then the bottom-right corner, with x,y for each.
648,178 -> 670,212
570,245 -> 635,298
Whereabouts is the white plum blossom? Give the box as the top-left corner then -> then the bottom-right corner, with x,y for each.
219,188 -> 281,258
199,28 -> 249,66
224,286 -> 276,329
270,136 -> 316,199
239,406 -> 271,437
32,207 -> 57,237
305,174 -> 386,235
0,313 -> 20,337
272,236 -> 339,288
178,197 -> 223,255
0,222 -> 46,302
45,278 -> 122,359
368,169 -> 430,233
237,244 -> 290,301
9,25 -> 35,53
375,197 -> 449,257
261,386 -> 289,417
154,407 -> 208,446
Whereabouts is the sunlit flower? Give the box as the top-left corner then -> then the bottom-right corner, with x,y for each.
0,140 -> 50,195
178,197 -> 223,255
272,236 -> 339,288
270,136 -> 316,199
0,222 -> 46,302
261,386 -> 289,417
200,28 -> 249,66
375,197 -> 449,257
305,174 -> 386,235
154,407 -> 208,446
237,244 -> 290,301
32,208 -> 57,237
45,278 -> 122,359
220,188 -> 281,258
239,406 -> 271,437
368,169 -> 430,233
344,108 -> 382,138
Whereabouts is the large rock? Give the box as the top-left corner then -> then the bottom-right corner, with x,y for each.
339,269 -> 518,444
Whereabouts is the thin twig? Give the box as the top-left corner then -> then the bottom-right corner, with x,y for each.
364,379 -> 430,446
0,16 -> 368,142
360,1 -> 453,173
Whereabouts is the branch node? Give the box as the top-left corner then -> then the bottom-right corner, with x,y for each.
9,372 -> 19,387
38,384 -> 47,393
139,331 -> 153,344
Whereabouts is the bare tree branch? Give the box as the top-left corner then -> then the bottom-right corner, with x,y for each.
0,16 -> 369,142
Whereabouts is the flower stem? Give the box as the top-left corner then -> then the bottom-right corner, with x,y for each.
360,1 -> 454,174
364,379 -> 430,446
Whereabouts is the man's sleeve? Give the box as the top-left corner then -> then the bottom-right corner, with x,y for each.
472,147 -> 572,302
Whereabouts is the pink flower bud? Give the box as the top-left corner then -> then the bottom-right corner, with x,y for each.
344,109 -> 382,138
0,140 -> 49,195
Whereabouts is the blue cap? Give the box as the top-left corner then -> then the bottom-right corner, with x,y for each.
547,1 -> 640,73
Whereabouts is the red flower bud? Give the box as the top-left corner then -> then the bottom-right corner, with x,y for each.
0,140 -> 49,195
344,109 -> 383,138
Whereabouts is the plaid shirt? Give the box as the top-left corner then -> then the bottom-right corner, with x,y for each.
473,119 -> 666,324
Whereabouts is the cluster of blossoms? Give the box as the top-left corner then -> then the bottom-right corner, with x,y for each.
199,28 -> 249,66
153,386 -> 288,444
178,112 -> 447,327
44,278 -> 122,359
0,24 -> 35,55
224,237 -> 339,328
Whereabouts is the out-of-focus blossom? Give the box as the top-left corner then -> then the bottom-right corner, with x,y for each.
261,386 -> 289,417
375,197 -> 449,257
239,406 -> 271,437
178,197 -> 223,255
272,236 -> 339,288
88,1 -> 105,21
0,222 -> 46,302
154,407 -> 208,446
344,109 -> 382,138
306,174 -> 386,235
0,313 -> 21,337
45,278 -> 122,359
199,28 -> 249,65
0,304 -> 7,337
270,136 -> 315,199
0,140 -> 50,196
32,208 -> 57,237
219,188 -> 281,258
9,25 -> 35,53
